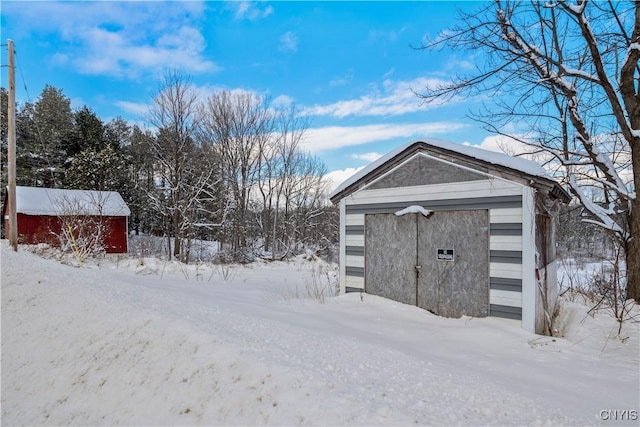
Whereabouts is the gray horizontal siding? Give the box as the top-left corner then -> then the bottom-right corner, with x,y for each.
345,195 -> 522,215
345,225 -> 365,235
490,250 -> 522,264
345,266 -> 364,277
490,277 -> 522,292
345,287 -> 364,293
490,304 -> 522,320
346,245 -> 365,256
490,223 -> 522,236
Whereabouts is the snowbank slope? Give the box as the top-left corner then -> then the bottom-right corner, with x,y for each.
2,245 -> 638,425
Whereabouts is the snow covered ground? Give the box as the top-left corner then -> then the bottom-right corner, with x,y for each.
2,243 -> 638,426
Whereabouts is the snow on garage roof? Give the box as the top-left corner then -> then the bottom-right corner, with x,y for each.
12,186 -> 131,216
330,139 -> 560,201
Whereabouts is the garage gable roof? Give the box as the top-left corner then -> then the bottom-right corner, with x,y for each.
12,186 -> 131,216
329,139 -> 571,203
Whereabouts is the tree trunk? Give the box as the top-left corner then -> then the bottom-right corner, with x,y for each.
627,144 -> 640,302
173,210 -> 181,261
272,201 -> 278,261
620,1 -> 640,303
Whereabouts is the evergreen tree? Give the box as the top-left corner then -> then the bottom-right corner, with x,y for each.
126,125 -> 158,235
66,144 -> 129,193
104,117 -> 132,149
16,85 -> 73,187
65,110 -> 131,199
68,106 -> 105,158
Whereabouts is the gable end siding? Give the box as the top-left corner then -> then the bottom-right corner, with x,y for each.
368,154 -> 487,190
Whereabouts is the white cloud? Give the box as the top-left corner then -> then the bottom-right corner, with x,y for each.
115,101 -> 150,117
302,77 -> 449,118
50,53 -> 70,66
4,2 -> 216,78
74,25 -> 218,77
466,134 -> 535,156
235,2 -> 251,18
196,85 -> 266,102
279,31 -> 298,53
69,97 -> 86,110
464,134 -> 555,169
325,167 -> 366,192
118,84 -> 273,124
443,52 -> 481,72
272,95 -> 294,108
382,68 -> 395,79
351,152 -> 383,162
329,70 -> 354,87
444,58 -> 475,71
301,121 -> 468,152
368,27 -> 407,43
468,133 -> 633,193
234,1 -> 274,21
426,29 -> 456,46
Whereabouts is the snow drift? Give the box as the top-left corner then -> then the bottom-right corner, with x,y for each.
1,243 -> 638,426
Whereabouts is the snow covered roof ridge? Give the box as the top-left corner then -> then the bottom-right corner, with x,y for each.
11,186 -> 131,216
330,139 -> 565,201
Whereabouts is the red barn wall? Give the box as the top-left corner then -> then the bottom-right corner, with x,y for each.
4,214 -> 128,253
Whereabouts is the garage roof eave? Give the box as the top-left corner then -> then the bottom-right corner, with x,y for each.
329,140 -> 571,204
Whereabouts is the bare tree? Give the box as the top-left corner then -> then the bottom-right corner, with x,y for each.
417,0 -> 639,302
289,153 -> 330,251
197,92 -> 333,261
261,105 -> 311,259
147,70 -> 212,262
52,192 -> 113,262
199,90 -> 274,260
251,104 -> 332,259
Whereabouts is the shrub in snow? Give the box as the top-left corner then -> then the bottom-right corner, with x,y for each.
304,263 -> 340,303
57,215 -> 108,263
558,249 -> 637,336
215,264 -> 236,283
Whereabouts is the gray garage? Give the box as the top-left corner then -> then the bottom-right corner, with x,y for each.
330,139 -> 570,334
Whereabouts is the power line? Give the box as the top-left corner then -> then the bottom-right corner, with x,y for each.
15,50 -> 33,102
12,47 -> 49,170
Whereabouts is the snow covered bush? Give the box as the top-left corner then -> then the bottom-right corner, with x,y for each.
52,196 -> 110,263
129,235 -> 169,263
216,264 -> 236,283
558,249 -> 637,336
304,262 -> 339,303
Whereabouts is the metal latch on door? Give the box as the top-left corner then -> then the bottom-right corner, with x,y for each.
414,264 -> 422,277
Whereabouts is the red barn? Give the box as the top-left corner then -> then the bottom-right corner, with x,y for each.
3,186 -> 130,253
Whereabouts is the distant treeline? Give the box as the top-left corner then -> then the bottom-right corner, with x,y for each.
0,72 -> 338,263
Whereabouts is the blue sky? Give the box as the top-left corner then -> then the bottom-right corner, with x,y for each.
1,1 -> 499,188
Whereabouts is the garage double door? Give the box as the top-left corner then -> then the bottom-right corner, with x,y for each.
364,210 -> 489,318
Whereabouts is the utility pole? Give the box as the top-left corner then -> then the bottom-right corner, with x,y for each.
7,39 -> 18,251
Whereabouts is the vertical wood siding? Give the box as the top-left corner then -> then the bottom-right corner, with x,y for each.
15,214 -> 129,253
